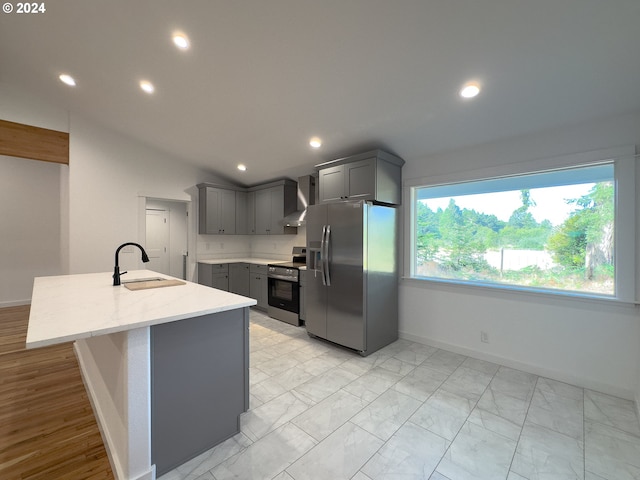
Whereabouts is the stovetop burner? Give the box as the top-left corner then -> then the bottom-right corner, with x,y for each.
272,261 -> 305,269
268,246 -> 306,270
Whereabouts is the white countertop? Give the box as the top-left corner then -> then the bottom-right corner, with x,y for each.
26,270 -> 256,349
198,257 -> 289,266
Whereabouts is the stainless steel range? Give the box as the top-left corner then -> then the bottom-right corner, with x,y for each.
267,246 -> 306,326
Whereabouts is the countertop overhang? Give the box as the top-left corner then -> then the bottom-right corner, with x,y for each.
26,270 -> 256,349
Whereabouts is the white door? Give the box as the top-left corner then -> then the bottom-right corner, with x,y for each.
146,209 -> 170,275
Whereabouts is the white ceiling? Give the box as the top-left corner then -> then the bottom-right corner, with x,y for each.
1,0 -> 639,186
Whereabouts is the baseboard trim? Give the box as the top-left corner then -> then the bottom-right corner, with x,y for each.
0,299 -> 30,308
399,330 -> 636,401
132,465 -> 155,480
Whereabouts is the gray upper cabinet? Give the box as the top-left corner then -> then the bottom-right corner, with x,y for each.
198,180 -> 297,235
249,180 -> 297,235
235,191 -> 248,235
198,185 -> 237,235
316,150 -> 404,205
317,164 -> 346,203
254,188 -> 273,234
246,191 -> 256,234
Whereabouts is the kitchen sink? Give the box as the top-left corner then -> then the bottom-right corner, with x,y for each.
123,277 -> 186,290
123,277 -> 166,284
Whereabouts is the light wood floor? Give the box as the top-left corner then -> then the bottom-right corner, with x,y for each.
0,305 -> 114,480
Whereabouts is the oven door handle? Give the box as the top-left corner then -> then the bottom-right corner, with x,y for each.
268,273 -> 298,281
323,225 -> 331,286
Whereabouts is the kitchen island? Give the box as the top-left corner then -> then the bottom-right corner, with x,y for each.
27,270 -> 256,480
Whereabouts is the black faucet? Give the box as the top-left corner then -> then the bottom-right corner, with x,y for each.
113,242 -> 150,286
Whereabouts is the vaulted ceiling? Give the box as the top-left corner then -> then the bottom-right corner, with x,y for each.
1,0 -> 639,185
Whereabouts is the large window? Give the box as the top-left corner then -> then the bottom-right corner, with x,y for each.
411,162 -> 627,297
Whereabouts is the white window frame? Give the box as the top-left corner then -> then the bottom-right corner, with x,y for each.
403,146 -> 637,303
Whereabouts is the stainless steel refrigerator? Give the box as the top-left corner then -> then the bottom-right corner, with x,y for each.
305,201 -> 399,356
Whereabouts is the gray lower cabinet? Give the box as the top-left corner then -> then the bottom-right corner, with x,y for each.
229,263 -> 250,297
249,264 -> 268,310
198,263 -> 229,291
212,271 -> 229,291
151,308 -> 249,476
197,263 -> 213,287
200,262 -> 267,307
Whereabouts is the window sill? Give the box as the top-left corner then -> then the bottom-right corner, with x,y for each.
401,275 -> 639,308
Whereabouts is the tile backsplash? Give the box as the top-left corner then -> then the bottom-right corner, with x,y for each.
196,226 -> 306,261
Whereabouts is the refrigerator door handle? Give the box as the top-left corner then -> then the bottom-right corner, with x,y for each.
324,225 -> 331,286
320,225 -> 328,286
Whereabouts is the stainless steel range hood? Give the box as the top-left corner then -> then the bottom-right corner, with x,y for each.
282,175 -> 316,227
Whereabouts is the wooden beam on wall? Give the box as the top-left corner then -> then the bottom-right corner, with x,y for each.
0,119 -> 69,165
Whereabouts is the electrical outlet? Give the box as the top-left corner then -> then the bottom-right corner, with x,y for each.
481,331 -> 489,343
205,243 -> 210,251
220,243 -> 224,250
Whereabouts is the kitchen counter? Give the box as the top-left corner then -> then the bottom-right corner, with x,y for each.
26,269 -> 254,479
197,257 -> 289,266
27,269 -> 256,349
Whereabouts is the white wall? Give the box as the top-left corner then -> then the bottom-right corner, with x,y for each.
251,226 -> 307,259
67,113 -> 226,277
400,110 -> 640,400
0,156 -> 63,306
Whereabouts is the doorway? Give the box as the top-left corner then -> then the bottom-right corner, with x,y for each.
145,199 -> 188,279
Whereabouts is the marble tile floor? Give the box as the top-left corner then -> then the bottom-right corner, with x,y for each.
160,310 -> 640,480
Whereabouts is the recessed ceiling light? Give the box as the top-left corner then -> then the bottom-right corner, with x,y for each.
172,33 -> 190,50
59,74 -> 76,87
309,137 -> 322,148
139,80 -> 155,94
460,82 -> 481,99
237,164 -> 247,171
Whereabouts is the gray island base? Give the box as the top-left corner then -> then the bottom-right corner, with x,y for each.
151,309 -> 249,476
